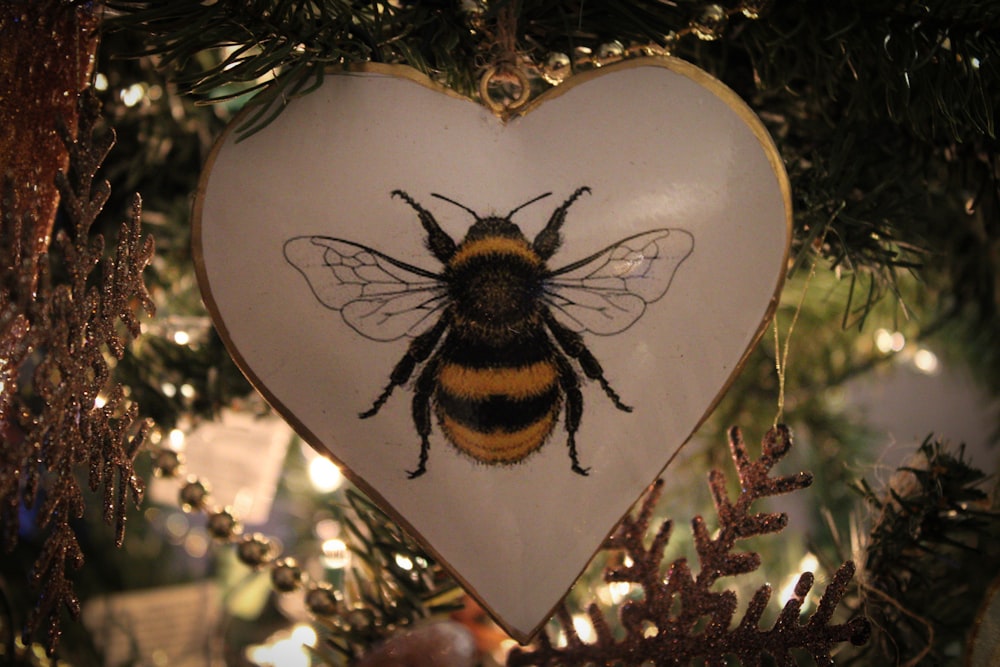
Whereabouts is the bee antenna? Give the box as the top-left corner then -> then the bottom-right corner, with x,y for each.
508,192 -> 553,218
431,193 -> 481,221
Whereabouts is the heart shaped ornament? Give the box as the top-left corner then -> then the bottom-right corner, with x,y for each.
194,57 -> 791,641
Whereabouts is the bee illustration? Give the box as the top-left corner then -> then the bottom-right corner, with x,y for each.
283,187 -> 694,478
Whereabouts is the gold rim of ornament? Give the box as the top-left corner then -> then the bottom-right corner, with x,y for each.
191,56 -> 793,644
966,573 -> 1000,667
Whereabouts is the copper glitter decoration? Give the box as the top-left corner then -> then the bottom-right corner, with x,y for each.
0,1 -> 99,288
0,91 -> 155,654
508,426 -> 870,666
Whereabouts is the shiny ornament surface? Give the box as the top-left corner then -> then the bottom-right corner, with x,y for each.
195,58 -> 790,640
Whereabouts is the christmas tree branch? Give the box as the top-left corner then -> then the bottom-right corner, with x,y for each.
311,488 -> 464,662
851,435 -> 1000,665
104,1 -> 1000,375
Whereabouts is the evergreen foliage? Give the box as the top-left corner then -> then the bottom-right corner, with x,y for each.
105,0 -> 1000,395
4,1 -> 999,663
850,436 -> 1000,665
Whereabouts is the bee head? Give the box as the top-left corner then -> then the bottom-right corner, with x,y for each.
465,215 -> 524,241
432,192 -> 553,242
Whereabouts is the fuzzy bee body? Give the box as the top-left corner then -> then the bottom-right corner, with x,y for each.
434,329 -> 561,465
284,187 -> 694,478
437,226 -> 557,463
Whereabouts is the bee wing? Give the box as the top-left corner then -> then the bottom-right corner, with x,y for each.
545,229 -> 694,335
284,236 -> 447,342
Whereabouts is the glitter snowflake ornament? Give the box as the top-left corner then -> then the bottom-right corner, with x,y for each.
509,426 -> 870,665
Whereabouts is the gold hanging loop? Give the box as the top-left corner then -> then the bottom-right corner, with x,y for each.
478,0 -> 532,116
478,64 -> 532,114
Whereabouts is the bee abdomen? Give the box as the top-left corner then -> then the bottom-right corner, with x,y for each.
437,362 -> 557,401
435,361 -> 561,464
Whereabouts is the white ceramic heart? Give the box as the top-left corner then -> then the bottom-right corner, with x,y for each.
194,58 -> 791,641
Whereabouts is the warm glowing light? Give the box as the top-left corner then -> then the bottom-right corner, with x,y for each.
173,330 -> 191,345
322,538 -> 349,569
394,553 -> 414,571
608,581 -> 632,604
874,328 -> 905,354
314,519 -> 341,540
120,83 -> 145,107
179,383 -> 195,398
94,73 -> 108,91
164,511 -> 189,540
799,552 -> 819,573
572,614 -> 596,642
246,624 -> 316,667
913,348 -> 940,375
779,552 -> 820,604
874,328 -> 892,353
94,393 -> 108,408
494,638 -> 519,664
168,428 -> 186,450
184,532 -> 209,558
291,624 -> 317,648
308,456 -> 343,493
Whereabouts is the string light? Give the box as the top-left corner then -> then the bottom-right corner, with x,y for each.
246,623 -> 317,667
120,83 -> 145,107
779,552 -> 819,605
608,581 -> 632,604
307,455 -> 343,493
913,348 -> 940,375
168,428 -> 186,450
874,328 -> 905,354
321,538 -> 349,569
572,614 -> 597,642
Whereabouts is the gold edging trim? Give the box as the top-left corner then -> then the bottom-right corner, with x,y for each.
966,574 -> 1000,667
191,58 -> 793,645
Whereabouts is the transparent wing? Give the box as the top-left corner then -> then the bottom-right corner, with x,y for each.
545,229 -> 694,335
283,236 -> 447,342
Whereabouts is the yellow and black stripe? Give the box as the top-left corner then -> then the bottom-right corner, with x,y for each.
434,231 -> 563,464
435,358 -> 561,463
448,235 -> 541,270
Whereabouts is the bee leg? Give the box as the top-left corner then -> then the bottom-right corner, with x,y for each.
544,311 -> 633,413
532,186 -> 591,260
407,358 -> 439,479
391,190 -> 457,263
359,316 -> 449,419
359,359 -> 412,419
555,353 -> 589,476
